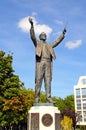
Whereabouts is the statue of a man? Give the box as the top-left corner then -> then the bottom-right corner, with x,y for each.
29,18 -> 66,103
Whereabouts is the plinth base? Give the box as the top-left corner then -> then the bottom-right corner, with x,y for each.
27,103 -> 61,130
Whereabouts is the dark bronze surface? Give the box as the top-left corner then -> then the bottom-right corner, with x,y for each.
42,114 -> 53,127
29,17 -> 66,103
55,113 -> 61,130
31,113 -> 39,130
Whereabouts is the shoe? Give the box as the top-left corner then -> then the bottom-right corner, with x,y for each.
46,98 -> 56,104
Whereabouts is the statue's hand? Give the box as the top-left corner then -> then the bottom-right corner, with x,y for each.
63,28 -> 66,35
29,17 -> 33,26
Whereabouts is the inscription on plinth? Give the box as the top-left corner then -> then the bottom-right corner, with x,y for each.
55,113 -> 61,130
31,113 -> 39,130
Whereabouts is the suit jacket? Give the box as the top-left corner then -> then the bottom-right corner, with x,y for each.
30,26 -> 65,60
36,42 -> 56,60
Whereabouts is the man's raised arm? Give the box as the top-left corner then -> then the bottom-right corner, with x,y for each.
29,17 -> 37,47
51,28 -> 66,48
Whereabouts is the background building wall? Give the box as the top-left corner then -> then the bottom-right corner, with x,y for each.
74,76 -> 86,125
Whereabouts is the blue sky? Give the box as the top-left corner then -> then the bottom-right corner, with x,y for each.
0,0 -> 86,98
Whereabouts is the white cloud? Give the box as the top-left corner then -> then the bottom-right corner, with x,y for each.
18,16 -> 30,32
18,16 -> 52,37
65,40 -> 82,49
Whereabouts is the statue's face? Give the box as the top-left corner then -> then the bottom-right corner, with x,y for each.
39,32 -> 47,41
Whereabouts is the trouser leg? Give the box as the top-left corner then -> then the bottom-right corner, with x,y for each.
44,61 -> 53,103
35,61 -> 44,103
35,78 -> 42,103
45,77 -> 55,103
44,77 -> 51,100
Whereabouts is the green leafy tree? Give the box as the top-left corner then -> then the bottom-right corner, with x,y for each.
40,92 -> 46,103
0,51 -> 32,128
52,95 -> 74,112
53,95 -> 77,129
53,97 -> 66,112
64,95 -> 75,110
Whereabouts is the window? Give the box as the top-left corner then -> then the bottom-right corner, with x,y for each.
81,79 -> 86,85
82,88 -> 86,98
76,89 -> 80,98
83,111 -> 86,121
83,99 -> 86,109
76,100 -> 81,110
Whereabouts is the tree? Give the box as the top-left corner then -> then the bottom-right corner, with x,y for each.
61,108 -> 77,130
61,116 -> 72,130
0,51 -> 32,129
64,95 -> 75,110
53,95 -> 77,129
52,95 -> 74,112
52,97 -> 66,112
40,92 -> 46,103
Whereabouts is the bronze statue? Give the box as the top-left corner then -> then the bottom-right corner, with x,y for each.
29,18 -> 66,103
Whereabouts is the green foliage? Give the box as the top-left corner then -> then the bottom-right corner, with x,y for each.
64,95 -> 75,110
53,97 -> 66,112
0,51 -> 14,84
0,51 -> 33,127
53,95 -> 76,129
53,95 -> 74,112
40,92 -> 46,103
21,88 -> 35,107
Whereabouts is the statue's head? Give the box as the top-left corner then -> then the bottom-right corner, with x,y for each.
39,32 -> 47,41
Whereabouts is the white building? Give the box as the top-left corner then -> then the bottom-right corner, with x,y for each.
74,76 -> 86,125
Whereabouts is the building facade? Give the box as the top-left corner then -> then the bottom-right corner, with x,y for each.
74,76 -> 86,125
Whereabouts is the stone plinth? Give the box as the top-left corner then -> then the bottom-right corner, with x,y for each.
27,103 -> 61,130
